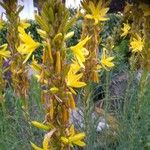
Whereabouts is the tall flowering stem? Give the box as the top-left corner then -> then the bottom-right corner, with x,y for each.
80,0 -> 114,147
0,0 -> 36,110
31,0 -> 86,149
121,2 -> 150,118
122,2 -> 150,75
81,0 -> 109,83
0,1 -> 20,104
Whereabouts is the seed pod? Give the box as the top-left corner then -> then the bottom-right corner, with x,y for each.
55,51 -> 61,74
93,71 -> 99,83
67,92 -> 76,109
49,99 -> 54,120
46,41 -> 54,64
62,106 -> 69,124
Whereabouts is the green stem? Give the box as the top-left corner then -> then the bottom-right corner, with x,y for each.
123,55 -> 136,115
104,71 -> 110,112
136,69 -> 148,117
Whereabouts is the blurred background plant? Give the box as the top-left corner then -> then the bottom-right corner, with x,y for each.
0,77 -> 44,150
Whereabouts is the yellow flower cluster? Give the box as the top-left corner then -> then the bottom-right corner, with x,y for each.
0,44 -> 11,60
121,23 -> 131,37
130,34 -> 144,53
70,36 -> 90,68
61,125 -> 86,147
101,48 -> 114,70
121,22 -> 144,53
85,1 -> 109,25
17,27 -> 40,64
66,61 -> 86,89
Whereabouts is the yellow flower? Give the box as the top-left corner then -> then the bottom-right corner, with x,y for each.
100,48 -> 114,70
70,36 -> 90,68
61,125 -> 86,147
66,61 -> 86,89
130,34 -> 144,53
121,23 -> 131,37
0,44 -> 11,60
85,1 -> 109,25
17,27 -> 40,64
